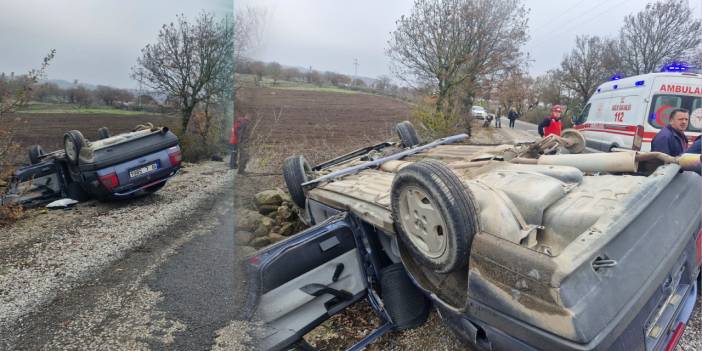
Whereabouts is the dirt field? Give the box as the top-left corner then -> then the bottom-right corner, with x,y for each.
237,87 -> 412,174
4,113 -> 179,165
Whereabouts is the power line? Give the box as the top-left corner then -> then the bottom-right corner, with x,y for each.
529,0 -> 610,40
529,0 -> 631,50
529,0 -> 590,35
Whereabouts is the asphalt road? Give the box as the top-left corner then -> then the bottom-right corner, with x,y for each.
7,180 -> 250,350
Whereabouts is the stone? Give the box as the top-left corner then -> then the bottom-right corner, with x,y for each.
257,205 -> 279,215
236,209 -> 265,231
268,233 -> 286,244
253,217 -> 274,237
279,222 -> 296,236
250,236 -> 271,248
0,179 -> 7,187
254,189 -> 286,208
277,206 -> 293,221
235,231 -> 253,245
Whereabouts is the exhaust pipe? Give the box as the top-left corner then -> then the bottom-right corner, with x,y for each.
535,152 -> 639,172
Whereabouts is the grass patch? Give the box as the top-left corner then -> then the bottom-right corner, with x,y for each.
236,74 -> 368,95
273,85 -> 364,95
18,102 -> 161,116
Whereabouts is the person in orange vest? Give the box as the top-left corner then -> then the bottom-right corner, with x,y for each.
229,114 -> 250,172
538,105 -> 563,137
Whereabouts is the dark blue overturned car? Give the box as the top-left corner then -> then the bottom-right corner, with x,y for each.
3,124 -> 181,206
244,123 -> 702,351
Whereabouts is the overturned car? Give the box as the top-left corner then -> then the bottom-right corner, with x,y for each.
245,122 -> 702,351
2,124 -> 181,207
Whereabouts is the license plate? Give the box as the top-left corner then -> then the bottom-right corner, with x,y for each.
129,163 -> 158,178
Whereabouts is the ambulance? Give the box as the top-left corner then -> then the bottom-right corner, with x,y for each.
573,64 -> 702,152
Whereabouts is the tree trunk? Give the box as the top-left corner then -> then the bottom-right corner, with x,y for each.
181,106 -> 194,133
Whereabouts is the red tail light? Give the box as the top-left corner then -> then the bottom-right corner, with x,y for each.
664,322 -> 686,351
168,146 -> 182,167
632,125 -> 644,151
99,172 -> 119,191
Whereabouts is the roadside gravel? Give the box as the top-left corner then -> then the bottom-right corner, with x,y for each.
0,161 -> 231,339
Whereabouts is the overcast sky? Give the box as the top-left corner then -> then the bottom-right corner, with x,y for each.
1,1 -> 700,88
0,0 -> 232,89
241,0 -> 702,79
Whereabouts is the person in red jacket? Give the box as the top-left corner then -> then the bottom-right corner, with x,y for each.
538,105 -> 563,137
229,114 -> 250,172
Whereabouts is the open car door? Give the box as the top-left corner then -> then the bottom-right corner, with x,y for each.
244,214 -> 368,351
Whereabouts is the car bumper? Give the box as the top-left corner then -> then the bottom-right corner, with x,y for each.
110,168 -> 179,198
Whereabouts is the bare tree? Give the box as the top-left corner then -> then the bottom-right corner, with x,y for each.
266,62 -> 282,85
495,68 -> 531,113
133,12 -> 234,131
0,50 -> 55,118
387,0 -> 528,114
560,36 -> 621,104
532,70 -> 566,107
374,75 -> 392,92
281,67 -> 301,81
618,0 -> 702,75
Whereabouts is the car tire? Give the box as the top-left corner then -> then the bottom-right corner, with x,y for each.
66,181 -> 90,202
28,144 -> 45,165
97,127 -> 111,140
283,155 -> 311,208
64,130 -> 86,165
391,159 -> 479,273
395,121 -> 421,148
380,263 -> 430,330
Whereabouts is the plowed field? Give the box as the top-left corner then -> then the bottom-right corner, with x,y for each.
237,87 -> 412,172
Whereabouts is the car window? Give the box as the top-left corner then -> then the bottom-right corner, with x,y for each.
576,103 -> 591,125
647,94 -> 702,132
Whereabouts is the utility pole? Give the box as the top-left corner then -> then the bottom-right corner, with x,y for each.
353,59 -> 359,86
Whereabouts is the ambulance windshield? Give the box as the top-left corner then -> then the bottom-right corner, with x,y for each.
648,94 -> 702,132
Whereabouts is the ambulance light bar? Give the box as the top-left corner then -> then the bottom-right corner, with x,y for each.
661,62 -> 690,72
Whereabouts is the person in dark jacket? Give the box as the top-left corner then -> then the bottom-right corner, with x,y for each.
651,108 -> 689,157
688,137 -> 701,154
507,107 -> 519,128
538,105 -> 563,137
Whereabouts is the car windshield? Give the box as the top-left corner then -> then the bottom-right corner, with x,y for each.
648,94 -> 702,132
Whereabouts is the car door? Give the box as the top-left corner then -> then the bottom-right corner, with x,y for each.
244,213 -> 368,351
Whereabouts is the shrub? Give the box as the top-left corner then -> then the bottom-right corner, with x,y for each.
409,103 -> 469,140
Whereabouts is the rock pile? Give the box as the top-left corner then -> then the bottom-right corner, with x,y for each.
235,188 -> 304,251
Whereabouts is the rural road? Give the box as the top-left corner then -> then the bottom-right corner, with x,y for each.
0,162 -> 256,350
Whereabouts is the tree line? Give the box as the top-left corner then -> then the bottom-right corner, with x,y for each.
388,0 -> 702,122
0,74 -> 159,110
235,59 -> 414,99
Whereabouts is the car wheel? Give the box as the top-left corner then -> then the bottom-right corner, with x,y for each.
391,159 -> 479,273
28,144 -> 45,164
97,127 -> 111,140
395,121 -> 421,148
64,130 -> 86,165
283,155 -> 312,208
66,181 -> 91,202
380,263 -> 430,330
